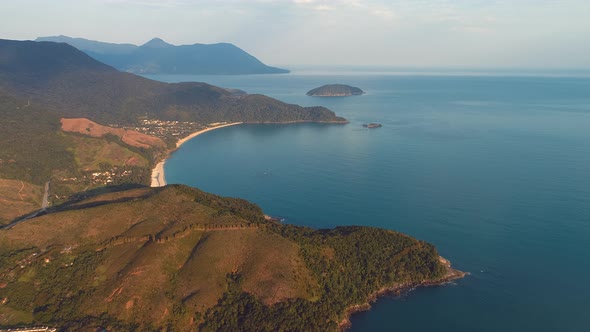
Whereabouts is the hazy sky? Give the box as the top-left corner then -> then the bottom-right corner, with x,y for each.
1,0 -> 589,68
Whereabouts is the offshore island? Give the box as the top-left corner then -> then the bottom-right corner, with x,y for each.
0,38 -> 464,331
307,84 -> 365,97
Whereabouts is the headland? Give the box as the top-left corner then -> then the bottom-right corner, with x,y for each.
339,256 -> 466,330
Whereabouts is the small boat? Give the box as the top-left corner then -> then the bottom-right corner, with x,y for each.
362,123 -> 382,129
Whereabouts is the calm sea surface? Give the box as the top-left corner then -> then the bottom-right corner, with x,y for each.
149,72 -> 590,331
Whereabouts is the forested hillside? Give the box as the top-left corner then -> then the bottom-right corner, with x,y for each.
0,185 -> 462,331
0,39 -> 344,125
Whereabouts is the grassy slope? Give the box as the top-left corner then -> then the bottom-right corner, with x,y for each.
0,179 -> 43,226
0,93 -> 154,221
0,185 -> 452,331
68,135 -> 149,171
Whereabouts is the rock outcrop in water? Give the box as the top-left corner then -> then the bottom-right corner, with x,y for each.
363,123 -> 382,129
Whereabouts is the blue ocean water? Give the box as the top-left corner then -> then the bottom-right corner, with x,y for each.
153,72 -> 590,331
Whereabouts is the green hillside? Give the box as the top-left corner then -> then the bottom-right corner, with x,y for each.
0,38 -> 345,221
0,185 -> 463,331
0,94 -> 75,185
0,39 -> 343,125
0,93 -> 154,223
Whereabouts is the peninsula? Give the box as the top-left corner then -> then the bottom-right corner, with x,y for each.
307,84 -> 365,97
0,185 -> 464,331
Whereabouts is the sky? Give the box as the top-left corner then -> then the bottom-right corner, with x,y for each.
1,0 -> 589,68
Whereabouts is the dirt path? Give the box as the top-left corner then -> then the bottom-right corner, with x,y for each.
18,181 -> 25,201
41,181 -> 50,210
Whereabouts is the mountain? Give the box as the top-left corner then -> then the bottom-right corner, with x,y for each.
0,38 -> 344,222
0,39 -> 344,125
0,184 -> 463,331
36,36 -> 136,55
141,37 -> 174,49
307,84 -> 365,97
36,35 -> 289,75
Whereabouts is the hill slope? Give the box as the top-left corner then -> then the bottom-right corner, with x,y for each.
0,39 -> 344,125
0,93 -> 159,222
36,36 -> 289,75
0,185 -> 462,331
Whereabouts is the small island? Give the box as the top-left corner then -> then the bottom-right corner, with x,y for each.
306,84 -> 365,97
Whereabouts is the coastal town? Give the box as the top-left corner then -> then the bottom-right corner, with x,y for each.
109,118 -> 208,144
57,167 -> 146,187
46,119 -> 239,203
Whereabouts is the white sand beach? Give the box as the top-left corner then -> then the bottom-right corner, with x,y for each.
150,160 -> 167,187
174,122 -> 243,148
150,122 -> 242,187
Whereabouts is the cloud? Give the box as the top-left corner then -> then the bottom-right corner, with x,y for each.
314,5 -> 333,11
98,0 -> 187,8
451,25 -> 492,34
371,7 -> 395,19
291,0 -> 396,19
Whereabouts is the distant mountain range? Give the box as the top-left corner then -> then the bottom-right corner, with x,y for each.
0,39 -> 342,125
36,35 -> 289,75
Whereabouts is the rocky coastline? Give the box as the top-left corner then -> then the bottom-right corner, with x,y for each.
338,257 -> 466,330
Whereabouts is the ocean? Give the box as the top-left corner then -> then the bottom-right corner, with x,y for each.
148,71 -> 590,331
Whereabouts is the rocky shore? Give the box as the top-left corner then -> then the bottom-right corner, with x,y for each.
339,256 -> 466,330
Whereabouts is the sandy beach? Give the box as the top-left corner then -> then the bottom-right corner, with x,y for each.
150,160 -> 167,187
150,122 -> 242,187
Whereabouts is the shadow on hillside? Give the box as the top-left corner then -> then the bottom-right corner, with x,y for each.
3,184 -> 165,229
50,183 -> 160,212
65,183 -> 148,203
